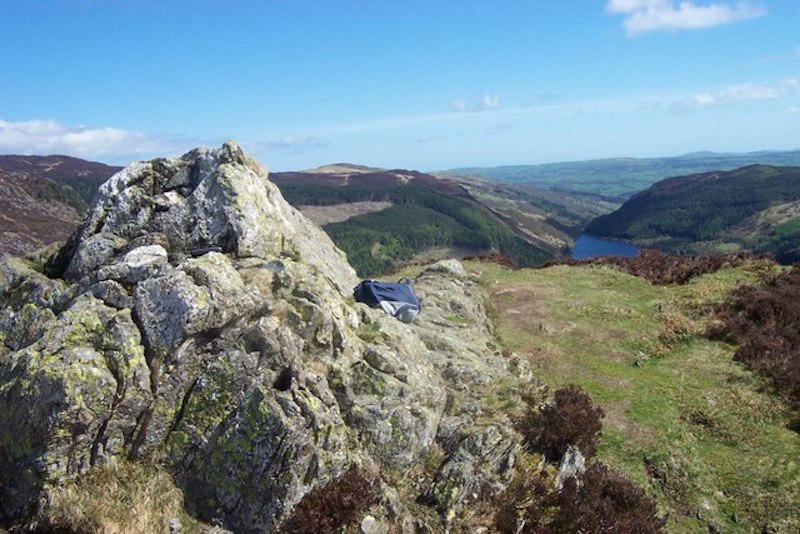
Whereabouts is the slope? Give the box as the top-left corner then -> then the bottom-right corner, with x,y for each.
0,155 -> 120,256
3,142 -> 625,533
586,164 -> 800,261
474,258 -> 799,533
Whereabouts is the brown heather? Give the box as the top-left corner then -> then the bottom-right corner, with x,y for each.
710,265 -> 800,409
551,249 -> 764,285
281,466 -> 381,533
520,385 -> 605,462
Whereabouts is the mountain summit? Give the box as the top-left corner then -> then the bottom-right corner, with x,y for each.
0,142 -> 527,532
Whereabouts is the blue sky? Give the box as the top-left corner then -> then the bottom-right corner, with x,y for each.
1,0 -> 799,171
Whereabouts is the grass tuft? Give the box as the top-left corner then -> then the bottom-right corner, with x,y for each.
36,459 -> 195,534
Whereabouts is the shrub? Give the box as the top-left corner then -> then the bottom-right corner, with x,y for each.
281,466 -> 381,534
710,266 -> 800,408
495,463 -> 665,533
493,464 -> 553,534
520,385 -> 605,462
550,463 -> 665,533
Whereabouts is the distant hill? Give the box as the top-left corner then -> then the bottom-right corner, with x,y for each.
450,149 -> 800,200
271,168 -> 554,276
0,155 -> 120,257
301,162 -> 384,174
585,164 -> 800,263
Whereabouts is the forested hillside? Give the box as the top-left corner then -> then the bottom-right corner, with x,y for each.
586,164 -> 800,262
272,169 -> 551,276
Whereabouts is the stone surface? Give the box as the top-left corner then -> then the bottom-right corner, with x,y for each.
555,446 -> 586,490
0,143 -> 526,532
97,244 -> 168,284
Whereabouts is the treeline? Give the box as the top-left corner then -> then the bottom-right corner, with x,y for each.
302,185 -> 550,276
278,183 -> 400,206
587,165 -> 800,243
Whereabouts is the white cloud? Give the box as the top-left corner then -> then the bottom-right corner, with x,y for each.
450,93 -> 501,112
788,106 -> 800,113
675,79 -> 799,110
607,0 -> 766,36
0,118 -> 190,162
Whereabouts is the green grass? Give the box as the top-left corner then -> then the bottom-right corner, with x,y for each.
471,261 -> 800,533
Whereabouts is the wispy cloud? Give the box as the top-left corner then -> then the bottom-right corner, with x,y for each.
449,93 -> 501,112
302,91 -> 678,138
0,118 -> 192,162
416,134 -> 443,144
487,122 -> 514,134
788,106 -> 800,113
674,79 -> 799,109
760,45 -> 800,64
607,0 -> 766,36
263,136 -> 330,153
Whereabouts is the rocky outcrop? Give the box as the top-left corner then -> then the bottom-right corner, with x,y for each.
0,143 -> 526,532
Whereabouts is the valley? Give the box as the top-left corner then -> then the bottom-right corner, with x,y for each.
587,164 -> 800,263
271,166 -> 564,276
1,143 -> 800,533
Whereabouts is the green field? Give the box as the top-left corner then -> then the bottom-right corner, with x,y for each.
470,260 -> 800,533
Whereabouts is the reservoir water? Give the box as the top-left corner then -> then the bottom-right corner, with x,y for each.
571,234 -> 640,260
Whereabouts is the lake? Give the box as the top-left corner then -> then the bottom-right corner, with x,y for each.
571,234 -> 640,259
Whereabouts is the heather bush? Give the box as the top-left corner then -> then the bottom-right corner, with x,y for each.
520,385 -> 605,462
710,266 -> 800,408
550,250 -> 763,285
551,463 -> 665,533
495,463 -> 665,533
281,466 -> 381,533
494,471 -> 552,534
